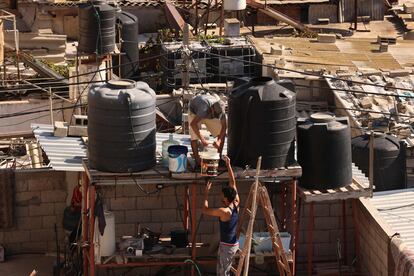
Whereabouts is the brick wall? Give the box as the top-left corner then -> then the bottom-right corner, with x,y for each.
355,198 -> 396,276
0,170 -> 69,254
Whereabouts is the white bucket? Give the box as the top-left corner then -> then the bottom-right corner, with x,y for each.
199,149 -> 220,176
168,145 -> 188,173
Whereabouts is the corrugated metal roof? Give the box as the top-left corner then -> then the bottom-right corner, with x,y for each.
370,189 -> 414,249
31,124 -> 228,172
31,123 -> 87,172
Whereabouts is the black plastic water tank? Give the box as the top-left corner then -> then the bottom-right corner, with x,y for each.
113,11 -> 139,79
78,0 -> 116,55
88,80 -> 156,172
297,113 -> 352,189
228,77 -> 296,169
352,133 -> 406,191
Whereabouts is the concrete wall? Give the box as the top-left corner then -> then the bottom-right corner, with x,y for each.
0,99 -> 74,135
0,170 -> 77,255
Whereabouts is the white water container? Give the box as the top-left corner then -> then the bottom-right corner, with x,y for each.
94,211 -> 116,263
224,0 -> 246,11
162,133 -> 179,167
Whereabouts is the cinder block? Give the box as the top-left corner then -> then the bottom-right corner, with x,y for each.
404,3 -> 414,14
73,114 -> 88,126
161,222 -> 186,233
111,197 -> 136,210
28,179 -> 54,191
314,216 -> 340,230
404,31 -> 414,40
151,209 -> 178,222
53,121 -> 68,137
20,242 -> 48,252
29,203 -> 55,216
314,203 -> 330,217
15,191 -> 41,204
42,215 -> 58,228
41,190 -> 67,203
68,125 -> 87,137
30,229 -> 55,242
17,217 -> 42,230
124,210 -> 151,223
389,69 -> 410,77
317,33 -> 336,43
15,181 -> 28,192
4,231 -> 31,243
224,18 -> 240,37
54,202 -> 67,215
136,196 -> 162,209
15,207 -> 29,218
115,223 -> 137,237
162,195 -> 179,209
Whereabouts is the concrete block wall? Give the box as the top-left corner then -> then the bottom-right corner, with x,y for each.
355,199 -> 395,276
0,171 -> 68,254
99,181 -> 268,246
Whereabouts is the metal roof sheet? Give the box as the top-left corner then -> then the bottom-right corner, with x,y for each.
31,124 -> 228,172
370,189 -> 414,250
31,123 -> 87,171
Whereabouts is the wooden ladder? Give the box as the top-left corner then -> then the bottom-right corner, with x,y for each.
232,157 -> 292,276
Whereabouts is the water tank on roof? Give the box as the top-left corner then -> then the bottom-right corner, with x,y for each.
228,77 -> 296,169
88,80 -> 156,172
351,133 -> 406,191
297,113 -> 352,189
78,0 -> 116,55
113,11 -> 139,79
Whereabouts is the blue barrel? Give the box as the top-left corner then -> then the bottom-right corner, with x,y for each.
168,145 -> 188,173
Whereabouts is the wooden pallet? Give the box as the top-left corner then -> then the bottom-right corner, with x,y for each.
377,35 -> 397,45
298,178 -> 371,203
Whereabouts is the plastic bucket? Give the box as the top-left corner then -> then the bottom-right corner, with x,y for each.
199,150 -> 220,176
168,145 -> 188,173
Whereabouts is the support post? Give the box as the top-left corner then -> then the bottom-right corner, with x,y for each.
307,202 -> 314,276
354,0 -> 358,31
281,182 -> 287,231
291,179 -> 297,275
184,185 -> 190,231
49,87 -> 54,125
342,200 -> 348,265
191,183 -> 197,276
82,173 -> 89,275
352,199 -> 360,272
88,185 -> 96,276
294,195 -> 302,276
219,1 -> 224,36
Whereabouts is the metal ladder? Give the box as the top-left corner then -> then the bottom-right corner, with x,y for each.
231,157 -> 292,276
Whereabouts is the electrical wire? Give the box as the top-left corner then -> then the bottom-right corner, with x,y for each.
192,49 -> 414,93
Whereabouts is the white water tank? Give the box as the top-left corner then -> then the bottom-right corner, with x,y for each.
94,211 -> 116,263
224,0 -> 246,10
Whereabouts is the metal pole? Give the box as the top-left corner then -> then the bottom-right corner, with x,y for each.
49,87 -> 54,125
354,0 -> 358,31
369,132 -> 374,197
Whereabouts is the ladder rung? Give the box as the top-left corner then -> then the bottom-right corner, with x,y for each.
230,266 -> 237,273
246,208 -> 252,215
278,260 -> 287,270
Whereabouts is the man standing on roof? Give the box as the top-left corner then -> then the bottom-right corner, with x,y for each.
202,156 -> 239,276
189,93 -> 226,166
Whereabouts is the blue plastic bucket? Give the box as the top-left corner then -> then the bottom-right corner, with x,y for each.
168,145 -> 188,173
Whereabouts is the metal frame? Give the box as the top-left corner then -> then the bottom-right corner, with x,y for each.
81,159 -> 301,276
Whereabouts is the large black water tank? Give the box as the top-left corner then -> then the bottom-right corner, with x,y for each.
228,77 -> 296,169
297,113 -> 352,189
352,133 -> 406,191
88,80 -> 156,172
78,0 -> 116,55
113,11 -> 139,79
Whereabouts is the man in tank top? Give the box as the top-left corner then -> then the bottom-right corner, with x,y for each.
202,156 -> 239,276
188,93 -> 226,166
